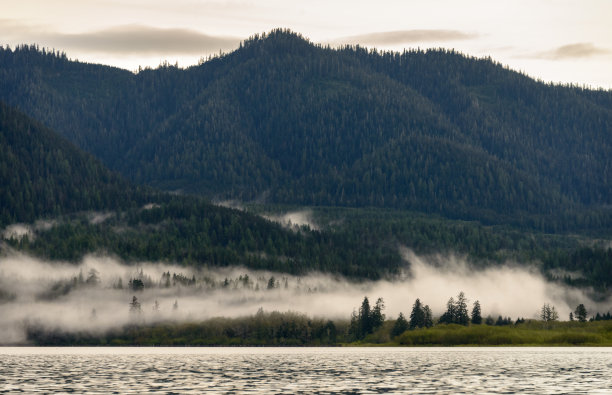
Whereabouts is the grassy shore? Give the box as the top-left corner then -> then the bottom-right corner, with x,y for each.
24,313 -> 612,346
389,321 -> 612,346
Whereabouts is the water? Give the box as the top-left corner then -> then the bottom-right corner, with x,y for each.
1,347 -> 611,394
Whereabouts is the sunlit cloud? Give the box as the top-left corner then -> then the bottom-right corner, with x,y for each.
331,29 -> 479,47
0,20 -> 241,56
533,42 -> 611,60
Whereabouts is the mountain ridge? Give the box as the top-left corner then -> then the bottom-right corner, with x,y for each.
1,29 -> 611,231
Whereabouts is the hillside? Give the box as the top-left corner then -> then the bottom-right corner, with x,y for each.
0,101 -> 610,287
0,102 -> 148,226
1,30 -> 611,231
0,103 -> 400,277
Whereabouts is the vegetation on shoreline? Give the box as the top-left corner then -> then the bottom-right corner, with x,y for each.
24,294 -> 612,347
25,313 -> 612,347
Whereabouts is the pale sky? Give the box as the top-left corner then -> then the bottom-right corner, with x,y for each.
1,0 -> 611,89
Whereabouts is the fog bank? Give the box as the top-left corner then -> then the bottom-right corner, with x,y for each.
0,250 -> 607,344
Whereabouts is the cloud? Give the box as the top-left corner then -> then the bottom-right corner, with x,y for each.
47,24 -> 242,55
332,29 -> 479,46
534,43 -> 610,60
0,20 -> 241,56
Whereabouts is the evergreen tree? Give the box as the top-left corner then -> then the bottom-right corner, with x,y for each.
349,296 -> 385,340
359,296 -> 372,336
392,312 -> 409,337
574,304 -> 588,322
129,296 -> 142,314
439,297 -> 456,324
471,300 -> 482,325
409,298 -> 425,329
455,292 -> 470,325
371,298 -> 385,330
267,276 -> 276,289
422,305 -> 433,328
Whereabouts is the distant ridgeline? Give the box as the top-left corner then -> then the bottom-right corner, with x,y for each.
1,29 -> 611,232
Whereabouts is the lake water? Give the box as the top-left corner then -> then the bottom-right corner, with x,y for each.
1,347 -> 611,394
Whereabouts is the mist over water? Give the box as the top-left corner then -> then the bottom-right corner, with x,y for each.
0,250 -> 607,344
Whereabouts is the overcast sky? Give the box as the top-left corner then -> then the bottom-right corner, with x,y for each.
2,0 -> 611,88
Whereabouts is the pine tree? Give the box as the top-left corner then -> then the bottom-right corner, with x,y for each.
471,300 -> 482,325
409,298 -> 425,329
371,298 -> 385,330
455,292 -> 470,325
392,312 -> 409,337
574,304 -> 587,322
439,297 -> 456,324
423,305 -> 433,328
359,296 -> 372,336
129,295 -> 142,313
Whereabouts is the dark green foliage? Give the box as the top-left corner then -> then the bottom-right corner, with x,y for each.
0,102 -> 148,226
128,279 -> 144,292
591,312 -> 612,321
349,296 -> 386,340
439,298 -> 456,325
423,305 -> 433,328
574,304 -> 588,322
25,310 -> 345,346
24,309 -> 612,346
439,292 -> 470,325
391,313 -> 409,337
542,247 -> 612,292
2,32 -> 612,289
471,300 -> 482,325
312,206 -> 612,289
11,202 -> 402,279
409,299 -> 425,329
1,32 -> 611,231
371,298 -> 386,329
495,316 -> 513,326
455,292 -> 470,325
267,276 -> 276,289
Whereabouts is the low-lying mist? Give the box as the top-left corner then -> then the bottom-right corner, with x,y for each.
0,249 -> 607,344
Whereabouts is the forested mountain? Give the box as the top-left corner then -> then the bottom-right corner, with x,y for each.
0,95 -> 610,286
1,29 -> 611,231
0,102 -> 399,277
0,102 -> 149,226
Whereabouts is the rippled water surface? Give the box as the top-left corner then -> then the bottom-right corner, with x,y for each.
1,347 -> 612,394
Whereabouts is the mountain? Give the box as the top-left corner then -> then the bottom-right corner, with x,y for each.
1,30 -> 611,231
0,102 -> 149,226
0,102 -> 399,278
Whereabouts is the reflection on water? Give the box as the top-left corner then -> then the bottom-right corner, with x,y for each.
1,347 -> 612,394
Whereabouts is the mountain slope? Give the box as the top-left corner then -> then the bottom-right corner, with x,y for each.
0,102 -> 148,226
1,31 -> 611,229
